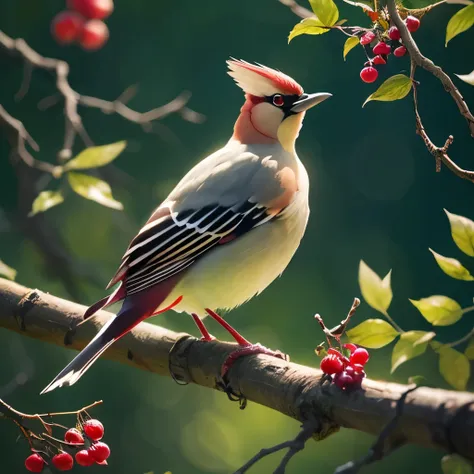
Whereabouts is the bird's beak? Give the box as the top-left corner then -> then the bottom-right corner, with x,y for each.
290,92 -> 332,113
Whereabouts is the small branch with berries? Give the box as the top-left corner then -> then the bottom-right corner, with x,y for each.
1,278 -> 474,471
281,0 -> 474,184
0,397 -> 110,472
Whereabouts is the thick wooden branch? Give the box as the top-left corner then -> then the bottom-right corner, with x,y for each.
1,278 -> 474,463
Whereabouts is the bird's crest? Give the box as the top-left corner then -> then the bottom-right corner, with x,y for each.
227,59 -> 303,97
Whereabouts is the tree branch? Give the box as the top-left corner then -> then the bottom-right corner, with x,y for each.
0,29 -> 205,163
386,0 -> 474,139
0,278 -> 473,465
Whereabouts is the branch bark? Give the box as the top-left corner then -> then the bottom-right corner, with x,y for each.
1,278 -> 474,463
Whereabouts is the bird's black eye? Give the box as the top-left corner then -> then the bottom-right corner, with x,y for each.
272,94 -> 284,107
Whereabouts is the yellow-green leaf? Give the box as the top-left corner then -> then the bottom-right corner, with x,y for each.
358,260 -> 393,313
346,319 -> 399,348
64,141 -> 126,171
410,295 -> 463,326
68,172 -> 123,210
465,337 -> 474,360
441,454 -> 473,474
408,375 -> 426,386
446,4 -> 474,45
0,259 -> 16,280
28,190 -> 64,217
343,36 -> 359,60
363,74 -> 413,107
436,345 -> 470,390
429,249 -> 474,281
445,209 -> 474,257
456,70 -> 474,86
391,330 -> 435,372
288,18 -> 327,42
309,0 -> 339,25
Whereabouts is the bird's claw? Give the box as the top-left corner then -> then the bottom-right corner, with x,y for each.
221,343 -> 289,378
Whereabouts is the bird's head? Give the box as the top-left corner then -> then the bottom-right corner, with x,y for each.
227,59 -> 331,152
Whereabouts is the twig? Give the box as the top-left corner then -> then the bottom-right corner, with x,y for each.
0,29 -> 204,162
233,420 -> 318,474
315,297 -> 360,347
278,0 -> 313,18
410,61 -> 474,183
0,105 -> 55,174
445,327 -> 474,348
386,0 -> 474,138
334,386 -> 417,473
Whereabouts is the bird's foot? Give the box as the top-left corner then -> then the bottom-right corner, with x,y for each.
221,343 -> 289,378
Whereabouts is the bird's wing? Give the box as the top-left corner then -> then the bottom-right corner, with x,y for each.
108,143 -> 298,295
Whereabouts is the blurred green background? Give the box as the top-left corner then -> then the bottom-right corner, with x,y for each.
1,0 -> 473,473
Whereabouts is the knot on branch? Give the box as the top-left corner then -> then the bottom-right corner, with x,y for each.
15,289 -> 42,331
168,334 -> 198,385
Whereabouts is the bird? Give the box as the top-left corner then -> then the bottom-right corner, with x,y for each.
41,59 -> 331,394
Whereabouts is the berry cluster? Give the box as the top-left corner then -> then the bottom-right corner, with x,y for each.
51,0 -> 113,50
24,419 -> 110,472
320,344 -> 370,391
359,15 -> 421,83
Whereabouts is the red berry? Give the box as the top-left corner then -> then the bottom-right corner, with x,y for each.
320,354 -> 344,375
360,31 -> 376,45
350,348 -> 370,366
51,11 -> 85,44
75,450 -> 95,467
351,363 -> 365,372
388,26 -> 401,41
83,419 -> 104,440
25,454 -> 45,473
64,428 -> 84,444
327,348 -> 343,357
405,15 -> 420,32
67,0 -> 114,20
394,45 -> 407,57
52,452 -> 74,471
360,66 -> 378,83
372,55 -> 386,65
373,41 -> 391,55
334,371 -> 354,390
79,20 -> 109,51
343,343 -> 357,353
88,442 -> 110,463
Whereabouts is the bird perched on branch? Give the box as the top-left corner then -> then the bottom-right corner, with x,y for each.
41,59 -> 331,394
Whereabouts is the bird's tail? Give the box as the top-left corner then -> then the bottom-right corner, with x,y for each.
41,277 -> 183,394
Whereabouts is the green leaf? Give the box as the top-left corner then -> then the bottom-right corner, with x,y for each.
68,172 -> 123,210
465,337 -> 474,360
0,259 -> 17,280
455,70 -> 474,86
309,0 -> 339,25
436,345 -> 470,390
446,4 -> 474,45
346,319 -> 399,348
64,141 -> 126,171
28,190 -> 64,217
445,209 -> 474,257
343,37 -> 359,60
363,74 -> 413,107
429,249 -> 474,281
288,18 -> 327,42
410,295 -> 463,326
441,454 -> 473,474
391,330 -> 435,372
358,260 -> 393,313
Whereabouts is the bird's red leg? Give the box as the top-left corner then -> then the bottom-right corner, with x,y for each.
191,313 -> 215,341
204,308 -> 288,378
